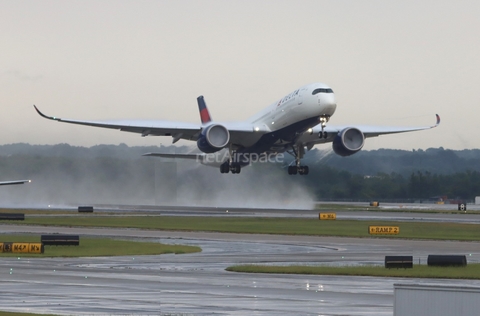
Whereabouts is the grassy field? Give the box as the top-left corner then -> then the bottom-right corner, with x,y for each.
0,235 -> 201,257
226,263 -> 480,279
4,215 -> 479,241
315,203 -> 476,213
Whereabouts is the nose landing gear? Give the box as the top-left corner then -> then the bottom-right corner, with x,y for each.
318,115 -> 330,139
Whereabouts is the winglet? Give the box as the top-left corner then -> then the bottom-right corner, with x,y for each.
33,105 -> 59,121
435,114 -> 441,127
197,96 -> 212,124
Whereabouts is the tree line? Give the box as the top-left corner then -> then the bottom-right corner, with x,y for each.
1,143 -> 479,204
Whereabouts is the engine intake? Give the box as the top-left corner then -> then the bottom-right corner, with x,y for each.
332,127 -> 365,157
197,124 -> 230,153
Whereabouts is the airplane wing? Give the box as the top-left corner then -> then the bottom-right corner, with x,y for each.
340,114 -> 441,138
33,106 -> 267,145
0,180 -> 31,186
34,105 -> 202,141
300,114 -> 441,146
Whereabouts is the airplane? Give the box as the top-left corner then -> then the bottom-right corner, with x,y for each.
33,82 -> 440,175
0,180 -> 31,186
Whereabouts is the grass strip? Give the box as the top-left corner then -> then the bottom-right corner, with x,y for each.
8,216 -> 480,241
315,204 -> 479,215
226,263 -> 480,279
0,235 -> 200,257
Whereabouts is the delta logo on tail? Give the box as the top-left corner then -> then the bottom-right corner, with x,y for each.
197,96 -> 211,124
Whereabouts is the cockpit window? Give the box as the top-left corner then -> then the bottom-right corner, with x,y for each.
312,88 -> 334,95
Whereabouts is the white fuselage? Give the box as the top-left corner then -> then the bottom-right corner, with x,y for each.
249,82 -> 337,133
200,83 -> 337,165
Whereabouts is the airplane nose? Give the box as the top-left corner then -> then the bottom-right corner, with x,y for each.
320,94 -> 337,116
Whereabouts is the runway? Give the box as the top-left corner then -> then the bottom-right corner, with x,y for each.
36,201 -> 480,224
1,225 -> 480,315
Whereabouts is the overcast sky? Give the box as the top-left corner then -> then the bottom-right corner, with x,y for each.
1,0 -> 479,151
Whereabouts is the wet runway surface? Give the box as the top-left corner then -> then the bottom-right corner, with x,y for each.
1,225 -> 480,315
38,202 -> 480,224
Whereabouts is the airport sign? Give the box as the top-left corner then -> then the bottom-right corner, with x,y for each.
368,226 -> 399,235
319,213 -> 336,220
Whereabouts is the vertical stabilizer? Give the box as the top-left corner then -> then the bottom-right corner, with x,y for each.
197,96 -> 212,124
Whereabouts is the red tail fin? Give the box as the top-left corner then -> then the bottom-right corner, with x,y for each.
197,96 -> 212,124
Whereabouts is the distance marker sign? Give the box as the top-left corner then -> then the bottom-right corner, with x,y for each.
319,213 -> 336,220
368,226 -> 399,235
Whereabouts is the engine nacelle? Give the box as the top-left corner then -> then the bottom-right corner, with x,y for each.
332,127 -> 365,157
197,124 -> 230,153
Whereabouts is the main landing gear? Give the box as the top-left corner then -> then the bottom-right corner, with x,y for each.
220,162 -> 241,174
287,144 -> 309,175
288,165 -> 309,175
220,147 -> 241,174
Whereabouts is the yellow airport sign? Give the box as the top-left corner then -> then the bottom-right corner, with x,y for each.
0,242 -> 44,254
368,226 -> 400,235
28,243 -> 44,254
319,213 -> 336,220
12,243 -> 30,253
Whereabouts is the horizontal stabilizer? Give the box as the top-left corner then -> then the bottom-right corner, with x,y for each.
142,153 -> 203,160
0,180 -> 31,186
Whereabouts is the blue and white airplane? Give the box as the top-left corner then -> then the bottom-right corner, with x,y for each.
34,82 -> 440,175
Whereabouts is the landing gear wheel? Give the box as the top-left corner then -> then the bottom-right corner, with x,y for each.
288,165 -> 309,175
230,163 -> 241,174
299,167 -> 305,175
288,166 -> 298,175
318,131 -> 328,139
298,166 -> 309,175
220,163 -> 230,174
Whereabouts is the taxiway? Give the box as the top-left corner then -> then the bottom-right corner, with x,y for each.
1,225 -> 480,315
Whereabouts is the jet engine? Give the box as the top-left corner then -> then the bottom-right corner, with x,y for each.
197,124 -> 230,153
332,127 -> 365,157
